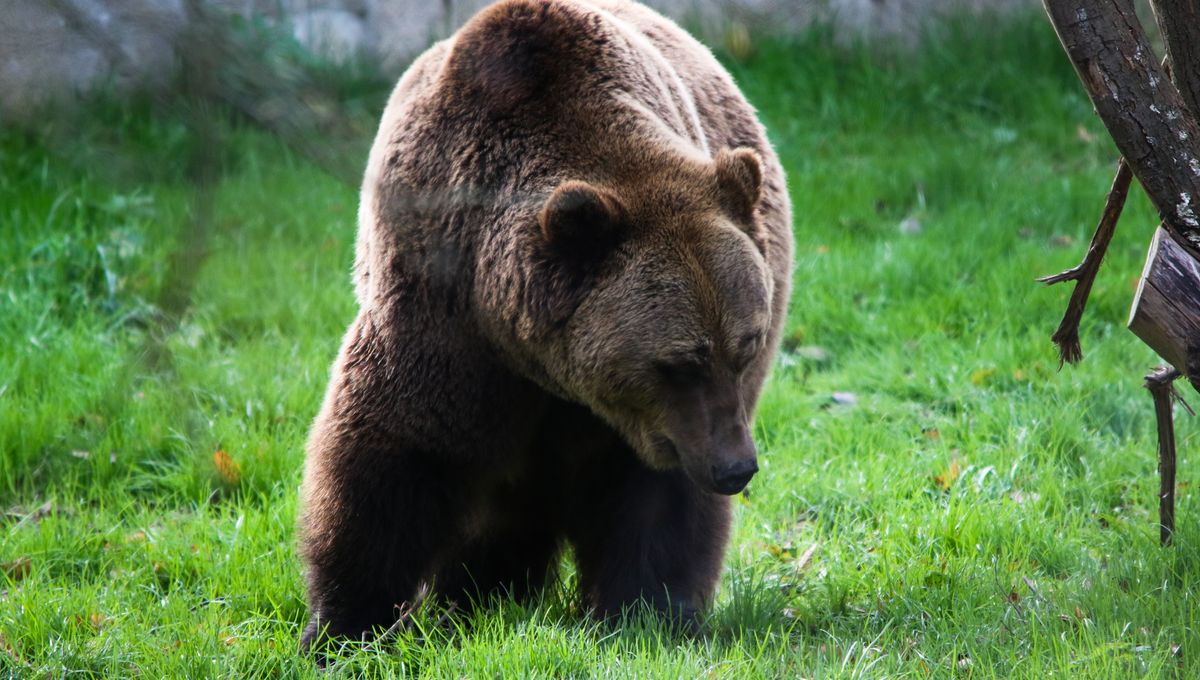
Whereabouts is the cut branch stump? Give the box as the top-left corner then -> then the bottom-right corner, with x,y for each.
1145,367 -> 1181,545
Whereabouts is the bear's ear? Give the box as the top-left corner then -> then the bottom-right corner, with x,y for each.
538,181 -> 627,258
714,147 -> 763,224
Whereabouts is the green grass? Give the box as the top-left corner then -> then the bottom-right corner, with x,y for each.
2,14 -> 1196,678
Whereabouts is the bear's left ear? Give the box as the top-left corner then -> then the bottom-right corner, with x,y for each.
538,180 -> 627,259
714,147 -> 763,224
531,181 -> 627,328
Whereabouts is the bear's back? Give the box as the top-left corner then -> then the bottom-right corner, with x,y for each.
371,0 -> 742,194
355,0 -> 789,315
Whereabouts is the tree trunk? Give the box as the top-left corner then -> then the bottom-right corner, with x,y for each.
1149,0 -> 1200,118
1042,0 -> 1200,253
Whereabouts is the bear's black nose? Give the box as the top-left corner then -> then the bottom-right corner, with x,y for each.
710,459 -> 758,495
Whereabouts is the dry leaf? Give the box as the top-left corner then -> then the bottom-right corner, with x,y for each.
0,631 -> 21,661
970,367 -> 997,386
1076,125 -> 1097,144
7,500 -> 54,525
934,457 -> 962,491
213,450 -> 241,485
922,428 -> 941,441
766,542 -> 792,560
74,612 -> 106,631
796,542 -> 820,572
2,557 -> 31,582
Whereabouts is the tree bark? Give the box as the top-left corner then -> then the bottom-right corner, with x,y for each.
1042,0 -> 1200,253
1150,0 -> 1200,118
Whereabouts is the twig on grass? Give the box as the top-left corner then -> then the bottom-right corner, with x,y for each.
363,601 -> 459,655
365,602 -> 416,652
430,602 -> 460,631
1038,158 -> 1133,365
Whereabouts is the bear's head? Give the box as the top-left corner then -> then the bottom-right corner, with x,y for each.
533,147 -> 774,496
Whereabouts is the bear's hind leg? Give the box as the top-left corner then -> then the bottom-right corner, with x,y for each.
432,528 -> 560,611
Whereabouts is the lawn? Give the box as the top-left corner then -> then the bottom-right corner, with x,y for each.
2,12 -> 1197,678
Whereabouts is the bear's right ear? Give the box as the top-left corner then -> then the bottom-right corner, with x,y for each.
538,181 -> 627,258
714,147 -> 763,224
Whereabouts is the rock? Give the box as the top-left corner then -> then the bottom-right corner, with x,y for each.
0,0 -> 1040,118
831,391 -> 858,406
291,9 -> 367,64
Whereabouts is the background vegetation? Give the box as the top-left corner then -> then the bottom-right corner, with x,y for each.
2,11 -> 1196,678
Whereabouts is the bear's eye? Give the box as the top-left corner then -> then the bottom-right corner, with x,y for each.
733,331 -> 763,371
655,345 -> 710,383
738,331 -> 763,353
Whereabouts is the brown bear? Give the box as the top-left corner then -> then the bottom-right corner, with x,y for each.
298,0 -> 793,649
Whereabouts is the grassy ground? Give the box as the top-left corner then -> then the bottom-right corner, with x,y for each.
2,13 -> 1197,678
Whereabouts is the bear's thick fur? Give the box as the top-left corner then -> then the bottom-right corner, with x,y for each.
299,0 -> 793,647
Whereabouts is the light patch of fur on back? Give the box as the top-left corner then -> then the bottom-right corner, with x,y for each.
611,91 -> 711,163
585,2 -> 711,157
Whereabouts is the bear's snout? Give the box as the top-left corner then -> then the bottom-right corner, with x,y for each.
710,458 -> 758,495
661,379 -> 760,495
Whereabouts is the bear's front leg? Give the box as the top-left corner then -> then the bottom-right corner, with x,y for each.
568,460 -> 731,626
298,357 -> 463,653
300,420 -> 456,651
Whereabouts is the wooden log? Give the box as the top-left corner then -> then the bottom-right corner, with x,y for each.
1042,0 -> 1200,254
1129,226 -> 1200,377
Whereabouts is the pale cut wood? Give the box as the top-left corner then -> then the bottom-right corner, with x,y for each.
1129,226 -> 1200,376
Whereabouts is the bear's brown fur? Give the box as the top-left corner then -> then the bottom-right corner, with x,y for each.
299,0 -> 793,648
